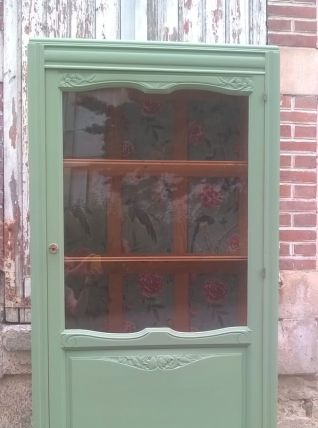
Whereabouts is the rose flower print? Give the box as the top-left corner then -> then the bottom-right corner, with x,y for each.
203,279 -> 228,327
138,273 -> 164,298
228,233 -> 240,253
188,120 -> 205,145
203,280 -> 228,304
138,274 -> 165,326
198,183 -> 225,208
141,99 -> 162,116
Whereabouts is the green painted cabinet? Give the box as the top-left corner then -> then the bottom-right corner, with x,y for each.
29,40 -> 279,428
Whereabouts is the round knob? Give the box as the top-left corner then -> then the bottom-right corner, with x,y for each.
48,243 -> 59,254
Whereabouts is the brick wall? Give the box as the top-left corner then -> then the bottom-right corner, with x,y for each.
268,0 -> 318,270
268,1 -> 318,427
279,94 -> 318,269
268,1 -> 317,48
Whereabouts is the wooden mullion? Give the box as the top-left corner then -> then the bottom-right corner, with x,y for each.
63,159 -> 248,177
106,106 -> 124,332
238,265 -> 248,325
64,256 -> 247,274
173,97 -> 189,331
237,99 -> 249,325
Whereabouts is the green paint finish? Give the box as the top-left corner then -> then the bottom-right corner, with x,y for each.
69,351 -> 244,428
28,40 -> 279,428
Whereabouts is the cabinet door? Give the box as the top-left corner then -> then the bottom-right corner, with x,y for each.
30,43 -> 278,428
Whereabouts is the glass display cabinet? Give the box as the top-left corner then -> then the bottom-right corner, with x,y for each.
29,40 -> 279,428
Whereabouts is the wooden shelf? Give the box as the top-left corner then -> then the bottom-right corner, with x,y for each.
63,159 -> 248,177
64,255 -> 247,274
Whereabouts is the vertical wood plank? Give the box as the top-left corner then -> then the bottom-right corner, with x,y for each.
238,100 -> 248,326
147,0 -> 179,41
226,0 -> 249,44
70,0 -> 96,38
205,0 -> 226,43
179,0 -> 204,42
3,0 -> 22,321
47,0 -> 70,37
121,0 -> 147,41
134,0 -> 147,40
157,0 -> 179,41
106,106 -> 124,331
95,0 -> 120,40
21,0 -> 47,294
173,96 -> 189,331
250,0 -> 266,45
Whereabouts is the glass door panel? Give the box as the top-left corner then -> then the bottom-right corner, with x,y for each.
63,88 -> 248,333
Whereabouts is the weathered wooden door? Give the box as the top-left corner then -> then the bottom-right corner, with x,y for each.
29,40 -> 279,428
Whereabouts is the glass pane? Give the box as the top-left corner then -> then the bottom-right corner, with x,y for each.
63,89 -> 247,161
63,88 -> 248,333
188,177 -> 247,254
64,171 -> 246,256
65,263 -> 247,333
65,263 -> 108,331
64,168 -> 108,254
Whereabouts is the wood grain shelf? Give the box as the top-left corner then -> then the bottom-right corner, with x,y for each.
63,159 -> 248,177
64,255 -> 247,274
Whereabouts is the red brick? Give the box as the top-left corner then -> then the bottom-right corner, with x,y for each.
280,229 -> 316,241
280,243 -> 291,256
280,170 -> 316,183
281,124 -> 292,138
268,18 -> 292,32
280,184 -> 291,198
294,244 -> 316,256
294,96 -> 317,110
268,5 -> 316,19
279,259 -> 316,270
294,125 -> 316,139
281,95 -> 292,109
280,200 -> 316,212
281,141 -> 316,153
280,155 -> 292,168
280,213 -> 292,227
294,185 -> 316,199
280,111 -> 316,123
294,20 -> 317,33
294,156 -> 316,169
294,213 -> 316,227
268,33 -> 317,48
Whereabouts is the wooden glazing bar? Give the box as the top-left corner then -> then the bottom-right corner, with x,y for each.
64,256 -> 247,274
173,98 -> 189,331
238,265 -> 248,325
63,159 -> 248,177
65,255 -> 247,263
237,98 -> 249,326
106,106 -> 124,332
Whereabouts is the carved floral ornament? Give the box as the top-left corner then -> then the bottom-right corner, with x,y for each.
59,73 -> 254,93
102,354 -> 211,371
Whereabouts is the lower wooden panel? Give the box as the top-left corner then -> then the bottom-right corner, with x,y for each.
67,350 -> 245,428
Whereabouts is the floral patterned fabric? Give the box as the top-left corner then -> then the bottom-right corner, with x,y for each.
63,89 -> 248,333
65,270 -> 244,332
63,89 -> 246,161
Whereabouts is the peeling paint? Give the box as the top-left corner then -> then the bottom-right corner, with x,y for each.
183,18 -> 190,34
8,98 -> 17,149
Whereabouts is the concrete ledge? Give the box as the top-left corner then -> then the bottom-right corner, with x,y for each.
0,325 -> 31,378
2,325 -> 31,352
